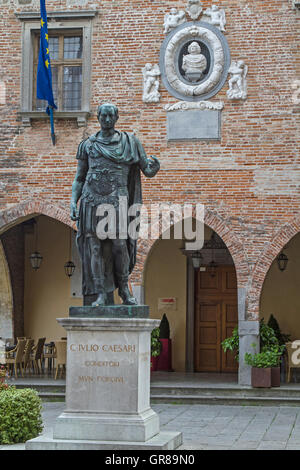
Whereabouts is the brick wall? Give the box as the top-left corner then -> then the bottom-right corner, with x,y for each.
0,0 -> 299,318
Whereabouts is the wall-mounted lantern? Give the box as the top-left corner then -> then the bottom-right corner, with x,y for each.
277,251 -> 288,272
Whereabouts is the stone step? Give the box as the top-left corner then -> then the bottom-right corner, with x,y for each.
10,381 -> 300,405
39,392 -> 66,400
150,394 -> 300,406
150,385 -> 300,399
11,383 -> 66,393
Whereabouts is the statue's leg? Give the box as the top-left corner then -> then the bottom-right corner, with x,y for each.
106,292 -> 115,305
102,239 -> 115,306
89,236 -> 106,306
112,239 -> 137,305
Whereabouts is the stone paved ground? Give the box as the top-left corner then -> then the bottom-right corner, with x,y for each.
1,402 -> 300,450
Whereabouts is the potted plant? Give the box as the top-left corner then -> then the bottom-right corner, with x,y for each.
245,344 -> 284,388
151,327 -> 162,372
223,320 -> 284,387
260,318 -> 287,386
268,314 -> 291,383
157,314 -> 173,372
222,326 -> 239,362
222,319 -> 283,365
267,314 -> 291,346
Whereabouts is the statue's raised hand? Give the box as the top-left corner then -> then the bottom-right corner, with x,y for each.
147,155 -> 160,176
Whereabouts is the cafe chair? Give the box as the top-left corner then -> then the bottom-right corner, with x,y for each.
54,341 -> 67,380
30,337 -> 46,374
43,342 -> 57,375
23,338 -> 35,375
5,339 -> 27,378
286,342 -> 300,383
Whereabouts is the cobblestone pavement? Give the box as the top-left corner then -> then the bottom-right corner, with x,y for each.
1,402 -> 300,450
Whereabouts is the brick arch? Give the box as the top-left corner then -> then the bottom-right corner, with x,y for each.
0,199 -> 73,235
0,240 -> 13,339
248,214 -> 300,318
131,207 -> 250,289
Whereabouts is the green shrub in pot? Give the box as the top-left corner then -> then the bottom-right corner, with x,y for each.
245,344 -> 284,368
222,319 -> 283,363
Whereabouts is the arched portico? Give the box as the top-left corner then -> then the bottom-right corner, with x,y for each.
132,207 -> 257,385
0,241 -> 13,340
260,231 -> 300,345
0,199 -> 73,235
249,214 -> 300,319
0,200 -> 78,343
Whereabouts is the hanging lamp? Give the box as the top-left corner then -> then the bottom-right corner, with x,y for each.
208,234 -> 217,278
277,251 -> 288,272
29,219 -> 43,271
64,227 -> 76,278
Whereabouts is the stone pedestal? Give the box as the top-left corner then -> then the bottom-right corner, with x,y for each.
26,306 -> 182,450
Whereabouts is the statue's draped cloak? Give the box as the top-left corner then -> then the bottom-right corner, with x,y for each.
76,131 -> 143,295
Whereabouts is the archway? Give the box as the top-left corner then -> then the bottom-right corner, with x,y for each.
0,200 -> 80,344
260,231 -> 300,346
249,214 -> 300,319
143,219 -> 240,376
0,241 -> 13,341
0,199 -> 72,235
133,208 -> 249,290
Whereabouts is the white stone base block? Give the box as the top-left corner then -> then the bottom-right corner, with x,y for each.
53,409 -> 160,442
26,311 -> 182,451
26,432 -> 182,451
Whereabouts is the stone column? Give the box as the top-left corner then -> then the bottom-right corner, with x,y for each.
131,284 -> 145,305
238,287 -> 260,386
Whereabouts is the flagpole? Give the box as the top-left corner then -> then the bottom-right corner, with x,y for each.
49,106 -> 56,146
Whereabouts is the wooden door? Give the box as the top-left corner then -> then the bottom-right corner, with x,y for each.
194,266 -> 238,373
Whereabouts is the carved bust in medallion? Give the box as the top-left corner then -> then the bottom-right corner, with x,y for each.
182,42 -> 207,83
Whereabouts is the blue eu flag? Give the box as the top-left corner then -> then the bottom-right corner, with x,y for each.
37,0 -> 57,144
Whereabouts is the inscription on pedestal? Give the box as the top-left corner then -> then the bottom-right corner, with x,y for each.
66,330 -> 151,414
69,342 -> 143,386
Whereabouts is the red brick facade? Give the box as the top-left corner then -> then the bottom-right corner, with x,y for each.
0,0 -> 299,320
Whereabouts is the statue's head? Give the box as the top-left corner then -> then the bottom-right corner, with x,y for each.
212,4 -> 218,10
170,8 -> 177,15
188,42 -> 201,55
97,103 -> 119,128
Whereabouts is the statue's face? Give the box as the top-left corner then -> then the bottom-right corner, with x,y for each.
188,42 -> 201,55
98,106 -> 118,129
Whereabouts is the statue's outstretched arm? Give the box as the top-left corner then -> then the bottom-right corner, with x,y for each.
135,137 -> 160,178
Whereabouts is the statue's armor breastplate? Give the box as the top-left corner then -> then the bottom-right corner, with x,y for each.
82,151 -> 130,205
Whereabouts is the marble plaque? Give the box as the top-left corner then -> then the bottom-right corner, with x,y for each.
167,109 -> 221,141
